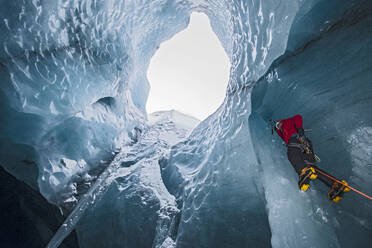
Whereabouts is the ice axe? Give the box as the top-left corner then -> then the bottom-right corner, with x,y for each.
269,120 -> 276,135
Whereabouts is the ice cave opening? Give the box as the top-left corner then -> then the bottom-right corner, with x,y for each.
146,12 -> 230,121
0,0 -> 372,248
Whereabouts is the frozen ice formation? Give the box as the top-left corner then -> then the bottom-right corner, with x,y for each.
0,0 -> 371,247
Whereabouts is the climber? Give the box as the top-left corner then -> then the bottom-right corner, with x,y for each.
273,115 -> 350,203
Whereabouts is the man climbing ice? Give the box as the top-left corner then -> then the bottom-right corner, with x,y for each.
273,115 -> 350,203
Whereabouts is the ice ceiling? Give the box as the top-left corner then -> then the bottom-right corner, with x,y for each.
0,0 -> 371,247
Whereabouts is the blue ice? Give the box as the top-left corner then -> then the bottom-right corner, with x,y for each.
0,0 -> 371,247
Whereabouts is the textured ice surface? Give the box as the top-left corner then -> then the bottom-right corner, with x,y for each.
1,0 -> 372,247
47,110 -> 198,248
250,1 -> 372,247
0,0 -> 191,204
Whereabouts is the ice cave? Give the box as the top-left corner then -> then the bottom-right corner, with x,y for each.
0,0 -> 371,247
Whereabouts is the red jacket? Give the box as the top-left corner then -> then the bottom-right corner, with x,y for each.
276,115 -> 303,144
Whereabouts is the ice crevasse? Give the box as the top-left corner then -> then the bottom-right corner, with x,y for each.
0,0 -> 371,247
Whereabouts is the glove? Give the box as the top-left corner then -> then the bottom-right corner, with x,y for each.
297,127 -> 305,137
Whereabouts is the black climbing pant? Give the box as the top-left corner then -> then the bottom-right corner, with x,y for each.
287,137 -> 333,187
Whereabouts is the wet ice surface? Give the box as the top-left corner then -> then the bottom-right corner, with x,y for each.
1,0 -> 372,247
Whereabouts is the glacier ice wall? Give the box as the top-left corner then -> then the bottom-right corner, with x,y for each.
1,0 -> 372,247
250,1 -> 372,247
0,0 -> 298,206
0,0 -> 192,205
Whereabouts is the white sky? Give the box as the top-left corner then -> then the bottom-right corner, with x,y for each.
146,12 -> 230,121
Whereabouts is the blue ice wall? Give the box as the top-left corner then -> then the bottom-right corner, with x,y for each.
161,0 -> 372,247
0,0 -> 191,205
1,0 -> 372,248
250,1 -> 372,247
0,0 -> 298,207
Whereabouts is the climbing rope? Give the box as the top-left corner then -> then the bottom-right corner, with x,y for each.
314,168 -> 372,200
268,119 -> 371,200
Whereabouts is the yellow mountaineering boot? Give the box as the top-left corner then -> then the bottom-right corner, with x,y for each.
298,167 -> 318,191
342,180 -> 351,192
328,180 -> 350,203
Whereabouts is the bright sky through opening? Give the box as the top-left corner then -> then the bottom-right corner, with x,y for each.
146,12 -> 230,121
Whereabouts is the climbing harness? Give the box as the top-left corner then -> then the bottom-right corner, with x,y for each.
270,119 -> 322,162
297,137 -> 321,162
287,137 -> 321,162
287,142 -> 305,152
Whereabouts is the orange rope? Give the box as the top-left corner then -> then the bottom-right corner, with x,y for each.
314,168 -> 372,200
